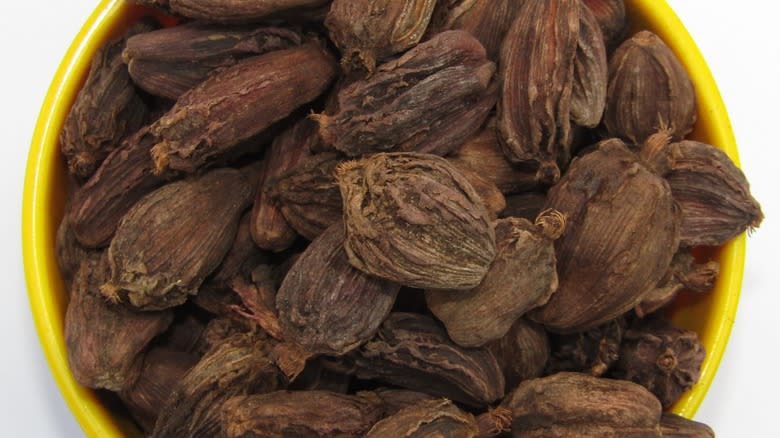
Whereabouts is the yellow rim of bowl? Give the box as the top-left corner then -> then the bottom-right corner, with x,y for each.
22,0 -> 744,435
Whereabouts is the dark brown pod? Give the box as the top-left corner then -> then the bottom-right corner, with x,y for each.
220,391 -> 385,437
664,140 -> 763,247
507,372 -> 662,437
448,119 -> 542,195
277,222 -> 400,355
158,0 -> 331,24
316,30 -> 496,157
119,348 -> 199,432
545,317 -> 625,377
326,0 -> 438,73
64,254 -> 174,391
582,0 -> 627,49
151,331 -> 286,438
269,152 -> 344,241
501,192 -> 548,221
124,23 -> 303,100
611,318 -> 706,408
530,139 -> 679,332
428,0 -> 526,61
150,43 -> 338,174
571,2 -> 608,128
337,153 -> 496,290
486,318 -> 549,391
251,118 -> 315,251
604,31 -> 696,145
659,413 -> 715,438
350,313 -> 505,407
366,398 -> 478,437
426,213 -> 562,347
60,19 -> 154,180
102,168 -> 252,310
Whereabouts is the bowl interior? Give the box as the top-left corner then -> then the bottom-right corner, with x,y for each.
23,0 -> 744,436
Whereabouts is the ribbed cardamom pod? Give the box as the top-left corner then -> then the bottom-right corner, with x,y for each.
221,391 -> 385,437
316,30 -> 496,157
545,317 -> 626,377
604,31 -> 696,145
250,119 -> 315,251
486,318 -> 549,391
428,0 -> 526,61
426,212 -> 563,347
65,254 -> 174,392
611,318 -> 706,408
582,0 -> 627,49
268,152 -> 344,241
150,42 -> 338,174
349,313 -> 505,407
276,222 -> 400,355
530,139 -> 679,332
507,372 -> 663,437
143,0 -> 332,24
102,168 -> 252,310
660,413 -> 715,438
326,0 -> 438,73
663,140 -> 763,247
571,3 -> 608,128
123,23 -> 303,100
366,399 -> 479,438
151,331 -> 286,438
337,152 -> 496,290
60,19 -> 155,180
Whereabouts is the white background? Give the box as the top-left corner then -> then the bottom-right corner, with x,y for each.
0,1 -> 776,436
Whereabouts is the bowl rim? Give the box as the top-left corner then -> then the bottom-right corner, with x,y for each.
22,0 -> 745,436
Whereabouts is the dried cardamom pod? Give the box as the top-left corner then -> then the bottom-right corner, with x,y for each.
501,192 -> 548,221
636,249 -> 719,318
350,313 -> 505,407
604,31 -> 696,145
486,318 -> 549,391
660,413 -> 715,438
251,119 -> 315,251
529,139 -> 679,332
102,168 -> 252,310
368,388 -> 437,417
151,331 -> 286,438
366,398 -> 478,437
428,0 -> 525,61
316,30 -> 496,157
508,372 -> 662,437
611,318 -> 706,408
149,0 -> 332,24
448,119 -> 542,195
337,153 -> 496,290
277,222 -> 400,355
150,43 -> 338,174
60,19 -> 155,180
119,348 -> 199,432
571,3 -> 608,128
663,140 -> 763,247
269,152 -> 344,241
582,0 -> 627,49
545,317 -> 625,377
220,391 -> 385,437
65,254 -> 174,391
426,212 -> 563,347
457,166 -> 507,219
124,23 -> 303,100
326,0 -> 438,73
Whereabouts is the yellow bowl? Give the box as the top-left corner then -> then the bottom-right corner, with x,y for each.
22,0 -> 745,436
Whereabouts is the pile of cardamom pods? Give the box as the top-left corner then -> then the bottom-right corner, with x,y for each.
56,0 -> 761,436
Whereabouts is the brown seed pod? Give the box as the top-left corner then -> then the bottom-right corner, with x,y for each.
365,398 -> 479,438
349,313 -> 505,408
276,222 -> 400,356
220,391 -> 385,437
326,0 -> 438,73
611,318 -> 706,408
529,139 -> 680,332
571,2 -> 608,128
102,168 -> 252,310
604,31 -> 696,145
582,0 -> 627,49
426,212 -> 562,347
316,30 -> 496,158
124,23 -> 303,100
660,413 -> 715,438
486,318 -> 549,391
337,152 -> 496,290
152,0 -> 332,24
508,372 -> 663,436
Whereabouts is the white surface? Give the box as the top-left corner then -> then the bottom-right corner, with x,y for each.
0,1 -> 776,436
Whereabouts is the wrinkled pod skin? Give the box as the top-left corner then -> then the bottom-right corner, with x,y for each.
365,398 -> 479,437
